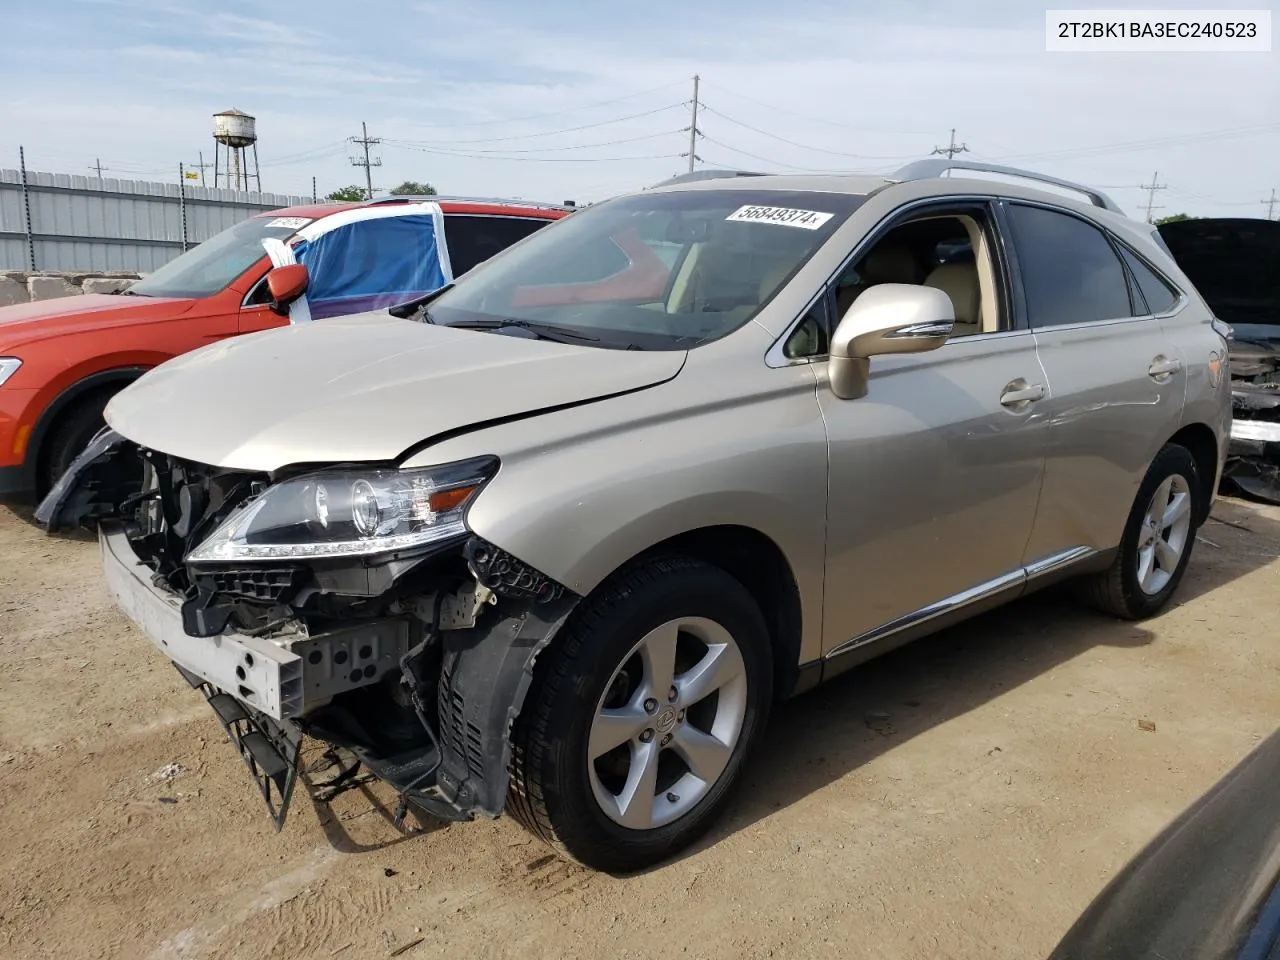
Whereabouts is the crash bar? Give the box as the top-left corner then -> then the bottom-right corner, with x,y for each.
362,195 -> 576,212
889,159 -> 1124,214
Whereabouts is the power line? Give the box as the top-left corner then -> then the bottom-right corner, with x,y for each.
699,104 -> 923,160
185,151 -> 213,187
697,78 -> 934,136
991,122 -> 1280,164
383,141 -> 683,164
389,104 -> 685,146
1142,170 -> 1167,223
683,75 -> 702,174
698,135 -> 877,174
395,79 -> 689,130
383,128 -> 682,156
930,128 -> 969,160
350,121 -> 382,200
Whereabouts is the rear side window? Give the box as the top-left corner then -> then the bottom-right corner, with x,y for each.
444,215 -> 549,276
1117,244 -> 1179,314
1007,204 -> 1133,327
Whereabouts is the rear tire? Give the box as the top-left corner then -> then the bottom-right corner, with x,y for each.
507,556 -> 773,873
41,393 -> 114,494
1076,443 -> 1201,620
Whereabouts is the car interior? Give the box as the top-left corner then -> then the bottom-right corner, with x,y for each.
783,212 -> 1003,359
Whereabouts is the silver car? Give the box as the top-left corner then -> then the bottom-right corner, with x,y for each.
39,160 -> 1232,873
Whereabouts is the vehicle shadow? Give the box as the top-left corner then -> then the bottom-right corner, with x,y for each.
663,496 -> 1280,871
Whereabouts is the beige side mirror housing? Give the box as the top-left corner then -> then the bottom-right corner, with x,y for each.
828,283 -> 955,399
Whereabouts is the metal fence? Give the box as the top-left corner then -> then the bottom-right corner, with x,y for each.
0,161 -> 312,272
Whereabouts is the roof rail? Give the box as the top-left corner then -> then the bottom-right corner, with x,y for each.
362,195 -> 575,212
889,159 -> 1124,214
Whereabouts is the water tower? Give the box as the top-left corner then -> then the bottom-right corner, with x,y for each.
212,108 -> 262,192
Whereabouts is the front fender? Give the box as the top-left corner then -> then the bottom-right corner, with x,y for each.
413,350 -> 830,666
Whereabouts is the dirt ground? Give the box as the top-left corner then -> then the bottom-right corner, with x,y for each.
1,497 -> 1278,960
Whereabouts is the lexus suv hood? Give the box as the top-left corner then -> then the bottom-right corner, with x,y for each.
105,312 -> 686,472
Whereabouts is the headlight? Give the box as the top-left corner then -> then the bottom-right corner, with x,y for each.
0,358 -> 21,387
186,457 -> 497,563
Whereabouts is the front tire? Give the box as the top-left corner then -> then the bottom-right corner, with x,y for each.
41,393 -> 114,494
507,556 -> 773,873
1076,443 -> 1201,620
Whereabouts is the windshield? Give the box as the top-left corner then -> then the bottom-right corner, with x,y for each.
128,215 -> 311,299
426,189 -> 863,349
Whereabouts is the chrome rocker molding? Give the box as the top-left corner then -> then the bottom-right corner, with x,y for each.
825,545 -> 1098,664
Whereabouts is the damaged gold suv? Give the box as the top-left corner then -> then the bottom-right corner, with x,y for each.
39,161 -> 1231,872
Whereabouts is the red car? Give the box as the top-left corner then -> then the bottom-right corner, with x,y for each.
0,197 -> 570,500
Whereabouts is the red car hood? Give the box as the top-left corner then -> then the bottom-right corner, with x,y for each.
0,294 -> 197,347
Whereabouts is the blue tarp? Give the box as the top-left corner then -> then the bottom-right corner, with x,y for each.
293,213 -> 450,320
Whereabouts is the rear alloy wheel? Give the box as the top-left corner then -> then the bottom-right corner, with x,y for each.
1077,443 -> 1201,620
507,557 -> 772,873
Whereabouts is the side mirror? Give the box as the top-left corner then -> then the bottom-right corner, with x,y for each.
828,283 -> 954,400
266,263 -> 309,316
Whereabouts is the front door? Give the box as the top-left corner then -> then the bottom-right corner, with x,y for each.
1001,201 -> 1188,562
816,203 -> 1049,657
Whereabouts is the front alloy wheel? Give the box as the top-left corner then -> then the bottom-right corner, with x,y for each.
588,616 -> 748,830
507,557 -> 772,873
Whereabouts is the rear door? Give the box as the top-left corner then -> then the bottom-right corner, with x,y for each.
1004,201 -> 1187,562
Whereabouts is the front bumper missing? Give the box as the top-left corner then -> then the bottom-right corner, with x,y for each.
175,664 -> 303,830
100,522 -> 410,721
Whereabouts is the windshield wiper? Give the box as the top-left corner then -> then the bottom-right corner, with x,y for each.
388,283 -> 454,320
446,318 -> 600,343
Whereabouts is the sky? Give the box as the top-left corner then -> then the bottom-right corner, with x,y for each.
2,0 -> 1277,218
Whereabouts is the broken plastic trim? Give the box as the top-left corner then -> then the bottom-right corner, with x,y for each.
174,664 -> 303,830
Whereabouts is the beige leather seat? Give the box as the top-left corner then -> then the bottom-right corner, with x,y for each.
922,261 -> 982,337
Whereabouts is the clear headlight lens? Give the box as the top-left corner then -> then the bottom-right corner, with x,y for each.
0,358 -> 22,387
186,457 -> 497,563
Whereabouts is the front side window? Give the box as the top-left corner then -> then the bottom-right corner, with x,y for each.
425,190 -> 863,350
294,214 -> 449,320
1006,204 -> 1133,327
128,215 -> 308,299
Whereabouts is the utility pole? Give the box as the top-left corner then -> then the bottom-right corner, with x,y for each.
312,176 -> 317,202
930,128 -> 969,160
1265,188 -> 1277,220
1141,170 -> 1167,223
186,151 -> 213,188
350,121 -> 382,200
89,158 -> 108,182
682,75 -> 701,174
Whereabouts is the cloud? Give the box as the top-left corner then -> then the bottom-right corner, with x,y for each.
3,0 -> 1276,215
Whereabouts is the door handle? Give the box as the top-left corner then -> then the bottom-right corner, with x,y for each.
1148,356 -> 1183,380
1000,381 -> 1046,407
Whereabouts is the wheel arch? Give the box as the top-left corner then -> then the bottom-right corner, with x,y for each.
1167,421 -> 1219,525
30,366 -> 149,494
626,524 -> 805,702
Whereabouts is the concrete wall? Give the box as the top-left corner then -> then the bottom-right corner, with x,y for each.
0,270 -> 143,306
0,168 -> 312,272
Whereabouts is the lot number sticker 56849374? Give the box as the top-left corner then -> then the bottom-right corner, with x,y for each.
725,205 -> 834,230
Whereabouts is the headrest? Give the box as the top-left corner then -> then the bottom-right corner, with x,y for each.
923,262 -> 980,326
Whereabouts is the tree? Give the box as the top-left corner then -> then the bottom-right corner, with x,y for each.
389,181 -> 437,196
1154,213 -> 1192,225
325,185 -> 368,202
